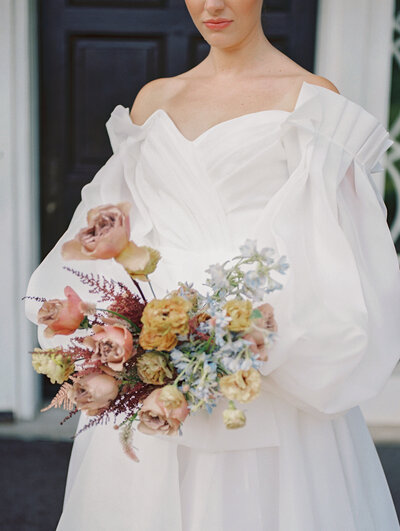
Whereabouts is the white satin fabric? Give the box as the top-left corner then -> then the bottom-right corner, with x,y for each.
25,81 -> 400,530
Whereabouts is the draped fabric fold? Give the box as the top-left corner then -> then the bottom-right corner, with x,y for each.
24,121 -> 155,351
255,83 -> 400,418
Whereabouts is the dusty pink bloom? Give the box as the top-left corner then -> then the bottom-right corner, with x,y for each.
137,388 -> 189,436
37,286 -> 93,338
242,302 -> 278,361
69,373 -> 119,416
83,323 -> 135,372
61,202 -> 131,260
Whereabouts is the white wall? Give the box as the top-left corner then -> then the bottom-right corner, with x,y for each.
0,0 -> 40,419
315,0 -> 400,427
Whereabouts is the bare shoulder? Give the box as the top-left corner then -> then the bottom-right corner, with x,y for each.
304,74 -> 340,94
129,77 -> 182,125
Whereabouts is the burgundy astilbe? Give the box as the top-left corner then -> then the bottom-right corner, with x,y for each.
63,266 -> 145,327
63,266 -> 134,303
119,422 -> 140,462
188,315 -> 214,343
22,295 -> 47,303
63,338 -> 96,363
105,292 -> 145,329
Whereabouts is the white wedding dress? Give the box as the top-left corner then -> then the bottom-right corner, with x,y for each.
24,81 -> 400,530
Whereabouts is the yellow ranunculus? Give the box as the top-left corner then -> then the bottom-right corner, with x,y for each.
219,368 -> 261,403
138,326 -> 178,351
224,299 -> 253,331
141,296 -> 191,335
136,352 -> 174,385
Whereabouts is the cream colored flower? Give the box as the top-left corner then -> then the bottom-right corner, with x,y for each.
32,348 -> 74,385
159,385 -> 185,409
219,368 -> 261,403
223,405 -> 246,429
115,242 -> 161,281
224,299 -> 253,332
136,352 -> 174,385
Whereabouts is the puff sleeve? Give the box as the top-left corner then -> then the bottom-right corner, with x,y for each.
257,83 -> 400,417
24,105 -> 153,350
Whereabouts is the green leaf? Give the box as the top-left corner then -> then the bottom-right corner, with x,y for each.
78,315 -> 91,329
250,309 -> 262,319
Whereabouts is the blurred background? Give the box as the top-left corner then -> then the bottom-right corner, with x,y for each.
1,0 -> 400,529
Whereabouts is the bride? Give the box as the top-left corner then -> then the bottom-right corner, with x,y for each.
25,0 -> 400,529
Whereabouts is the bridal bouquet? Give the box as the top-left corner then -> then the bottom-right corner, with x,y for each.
24,202 -> 289,461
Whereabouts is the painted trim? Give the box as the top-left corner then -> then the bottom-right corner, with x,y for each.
315,0 -> 395,193
0,0 -> 40,419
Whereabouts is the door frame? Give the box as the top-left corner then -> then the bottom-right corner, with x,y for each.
0,0 -> 395,421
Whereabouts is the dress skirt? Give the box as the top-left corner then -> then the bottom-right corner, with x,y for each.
56,393 -> 399,531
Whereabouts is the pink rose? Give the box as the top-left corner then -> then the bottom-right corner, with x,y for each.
37,286 -> 93,338
61,202 -> 131,260
137,388 -> 189,436
83,323 -> 135,372
242,303 -> 278,362
69,373 -> 119,416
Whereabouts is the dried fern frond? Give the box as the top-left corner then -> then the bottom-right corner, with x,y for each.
119,421 -> 140,462
41,382 -> 74,412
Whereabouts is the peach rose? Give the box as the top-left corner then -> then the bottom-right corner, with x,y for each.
68,373 -> 119,416
224,299 -> 253,331
115,242 -> 161,281
137,387 -> 189,436
219,368 -> 261,404
83,323 -> 135,371
141,296 -> 191,335
138,327 -> 178,351
242,303 -> 278,361
61,202 -> 131,260
37,286 -> 93,338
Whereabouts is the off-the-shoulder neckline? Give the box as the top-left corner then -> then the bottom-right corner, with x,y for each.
121,80 -> 316,144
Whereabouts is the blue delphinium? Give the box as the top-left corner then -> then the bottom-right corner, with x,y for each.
167,238 -> 288,416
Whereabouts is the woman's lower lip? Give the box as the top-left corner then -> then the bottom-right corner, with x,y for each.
204,21 -> 232,29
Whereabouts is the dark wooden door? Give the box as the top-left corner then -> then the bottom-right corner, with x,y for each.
39,0 -> 318,260
39,0 -> 317,397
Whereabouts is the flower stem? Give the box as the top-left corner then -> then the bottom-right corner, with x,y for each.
146,277 -> 157,299
96,308 -> 140,332
131,279 -> 147,304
